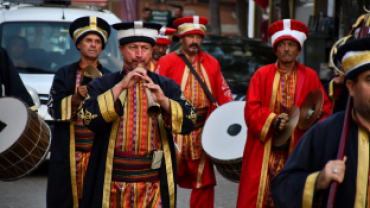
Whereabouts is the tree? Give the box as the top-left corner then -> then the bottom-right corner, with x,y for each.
236,0 -> 247,37
210,0 -> 221,35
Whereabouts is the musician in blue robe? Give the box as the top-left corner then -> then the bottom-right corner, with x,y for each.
79,21 -> 195,208
46,16 -> 111,208
0,47 -> 36,110
270,37 -> 370,207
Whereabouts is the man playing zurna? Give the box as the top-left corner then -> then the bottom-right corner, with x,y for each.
271,37 -> 370,208
236,19 -> 331,208
78,21 -> 195,208
155,16 -> 234,208
150,26 -> 176,72
47,16 -> 111,208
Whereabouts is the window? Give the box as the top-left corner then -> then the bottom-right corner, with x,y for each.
0,22 -> 122,73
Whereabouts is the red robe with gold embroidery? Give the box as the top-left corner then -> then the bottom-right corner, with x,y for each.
236,62 -> 331,208
155,50 -> 233,118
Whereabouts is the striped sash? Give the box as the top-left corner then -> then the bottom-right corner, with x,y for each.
112,152 -> 160,182
194,107 -> 208,129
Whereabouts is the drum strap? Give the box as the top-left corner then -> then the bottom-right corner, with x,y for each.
178,54 -> 218,106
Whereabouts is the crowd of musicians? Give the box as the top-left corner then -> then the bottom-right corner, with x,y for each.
2,9 -> 370,208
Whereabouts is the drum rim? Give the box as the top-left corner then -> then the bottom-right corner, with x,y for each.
0,97 -> 52,182
201,101 -> 247,160
0,122 -> 51,182
0,96 -> 31,152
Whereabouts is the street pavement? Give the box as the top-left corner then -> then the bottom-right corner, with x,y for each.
0,162 -> 239,208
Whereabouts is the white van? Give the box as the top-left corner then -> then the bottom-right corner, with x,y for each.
0,1 -> 122,130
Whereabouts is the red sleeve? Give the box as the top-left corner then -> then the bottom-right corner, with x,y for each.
215,62 -> 234,105
155,55 -> 170,77
245,70 -> 277,143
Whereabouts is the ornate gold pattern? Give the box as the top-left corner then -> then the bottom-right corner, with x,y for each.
78,108 -> 97,125
187,108 -> 197,125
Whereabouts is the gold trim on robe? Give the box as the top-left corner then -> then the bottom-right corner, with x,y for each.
158,117 -> 175,208
354,127 -> 369,208
260,113 -> 276,143
169,99 -> 184,134
98,90 -> 120,123
102,119 -> 120,208
302,171 -> 320,208
61,95 -> 73,121
196,152 -> 206,189
69,122 -> 79,208
256,69 -> 280,208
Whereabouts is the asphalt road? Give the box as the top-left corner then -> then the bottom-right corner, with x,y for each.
0,162 -> 239,208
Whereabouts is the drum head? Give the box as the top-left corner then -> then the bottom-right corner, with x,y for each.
0,97 -> 28,153
201,101 -> 247,161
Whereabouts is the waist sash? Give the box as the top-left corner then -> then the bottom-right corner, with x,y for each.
112,152 -> 160,182
195,107 -> 208,129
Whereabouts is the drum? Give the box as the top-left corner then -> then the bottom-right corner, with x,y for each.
0,97 -> 51,181
201,101 -> 247,183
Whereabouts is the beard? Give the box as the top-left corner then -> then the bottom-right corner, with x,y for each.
152,51 -> 165,60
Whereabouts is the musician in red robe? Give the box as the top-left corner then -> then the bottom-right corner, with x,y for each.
149,27 -> 176,72
236,19 -> 331,208
155,16 -> 234,208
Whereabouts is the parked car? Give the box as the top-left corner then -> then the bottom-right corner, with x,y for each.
0,1 -> 122,131
171,35 -> 277,100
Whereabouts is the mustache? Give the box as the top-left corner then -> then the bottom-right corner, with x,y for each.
282,52 -> 292,56
189,43 -> 199,48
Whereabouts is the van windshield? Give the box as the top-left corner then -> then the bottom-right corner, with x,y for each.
0,22 -> 123,73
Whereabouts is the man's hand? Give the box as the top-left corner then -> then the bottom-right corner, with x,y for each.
273,113 -> 288,132
119,67 -> 147,90
77,86 -> 87,98
141,75 -> 170,113
333,73 -> 345,86
316,156 -> 347,190
72,86 -> 87,106
317,105 -> 324,120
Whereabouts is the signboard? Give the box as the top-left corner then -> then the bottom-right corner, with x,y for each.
150,10 -> 171,26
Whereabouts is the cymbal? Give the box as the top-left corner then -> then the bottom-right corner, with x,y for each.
81,65 -> 102,86
273,105 -> 300,146
298,88 -> 324,130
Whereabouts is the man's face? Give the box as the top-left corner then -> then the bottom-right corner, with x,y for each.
119,42 -> 153,70
77,34 -> 103,60
143,11 -> 151,21
346,70 -> 370,119
152,44 -> 168,60
180,34 -> 203,55
274,40 -> 300,64
174,8 -> 182,18
9,39 -> 25,58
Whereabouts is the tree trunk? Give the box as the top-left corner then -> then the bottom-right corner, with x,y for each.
342,0 -> 351,35
236,0 -> 248,37
280,0 -> 290,19
210,0 -> 221,35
